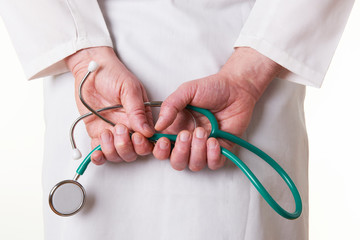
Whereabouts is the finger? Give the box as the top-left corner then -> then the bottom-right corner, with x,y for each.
91,138 -> 106,165
121,81 -> 154,137
152,137 -> 171,160
91,138 -> 101,149
206,138 -> 224,170
169,130 -> 191,171
155,82 -> 197,131
188,127 -> 207,171
142,85 -> 155,128
114,124 -> 137,162
91,150 -> 106,165
132,132 -> 153,156
100,129 -> 122,162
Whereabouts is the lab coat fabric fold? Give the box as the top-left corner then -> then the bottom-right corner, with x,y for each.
0,0 -> 354,86
0,0 -> 354,240
0,0 -> 113,79
234,0 -> 354,87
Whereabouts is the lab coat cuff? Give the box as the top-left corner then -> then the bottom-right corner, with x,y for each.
26,38 -> 113,80
234,35 -> 324,88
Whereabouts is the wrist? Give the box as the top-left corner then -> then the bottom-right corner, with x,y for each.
220,47 -> 284,100
65,46 -> 115,76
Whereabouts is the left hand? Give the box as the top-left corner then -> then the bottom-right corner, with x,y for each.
153,47 -> 284,171
65,47 -> 154,165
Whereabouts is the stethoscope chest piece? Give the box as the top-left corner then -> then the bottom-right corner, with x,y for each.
49,180 -> 86,217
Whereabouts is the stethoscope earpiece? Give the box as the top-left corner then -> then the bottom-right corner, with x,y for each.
72,148 -> 82,160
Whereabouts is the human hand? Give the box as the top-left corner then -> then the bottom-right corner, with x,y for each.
153,47 -> 284,171
65,47 -> 154,165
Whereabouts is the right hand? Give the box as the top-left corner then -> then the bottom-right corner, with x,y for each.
65,47 -> 155,165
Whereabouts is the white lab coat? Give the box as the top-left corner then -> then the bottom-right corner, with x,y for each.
0,0 -> 354,239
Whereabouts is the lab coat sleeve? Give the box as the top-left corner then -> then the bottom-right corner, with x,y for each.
234,0 -> 354,87
0,0 -> 112,80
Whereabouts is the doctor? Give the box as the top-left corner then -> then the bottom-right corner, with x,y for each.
0,0 -> 354,240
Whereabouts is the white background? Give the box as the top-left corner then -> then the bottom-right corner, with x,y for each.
0,2 -> 359,239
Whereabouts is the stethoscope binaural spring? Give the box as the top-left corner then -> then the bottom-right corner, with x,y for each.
49,61 -> 302,219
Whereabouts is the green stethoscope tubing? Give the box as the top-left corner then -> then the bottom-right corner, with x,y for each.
76,105 -> 302,220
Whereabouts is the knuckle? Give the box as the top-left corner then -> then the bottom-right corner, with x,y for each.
101,146 -> 113,155
92,160 -> 103,166
129,107 -> 146,118
208,161 -> 220,170
189,164 -> 203,172
159,100 -> 171,109
114,140 -> 128,150
114,142 -> 137,161
136,147 -> 151,156
154,146 -> 170,160
171,158 -> 187,171
176,143 -> 190,152
189,158 -> 205,171
122,153 -> 137,162
160,101 -> 179,116
208,165 -> 219,171
108,157 -> 123,163
209,158 -> 225,170
104,154 -> 120,163
172,164 -> 186,171
155,153 -> 168,160
101,147 -> 116,159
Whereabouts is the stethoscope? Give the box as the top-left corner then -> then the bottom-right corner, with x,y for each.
49,61 -> 302,220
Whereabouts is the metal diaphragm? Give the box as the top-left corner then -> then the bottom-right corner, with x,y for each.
49,180 -> 86,217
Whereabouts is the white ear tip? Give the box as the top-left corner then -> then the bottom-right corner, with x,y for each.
88,61 -> 98,72
72,148 -> 82,160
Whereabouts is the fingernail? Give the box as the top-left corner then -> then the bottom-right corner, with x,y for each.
159,140 -> 169,150
195,128 -> 206,138
116,124 -> 126,135
133,134 -> 142,145
180,131 -> 190,142
101,131 -> 111,144
208,139 -> 217,149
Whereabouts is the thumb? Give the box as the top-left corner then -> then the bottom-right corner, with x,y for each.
121,83 -> 154,137
155,82 -> 197,131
